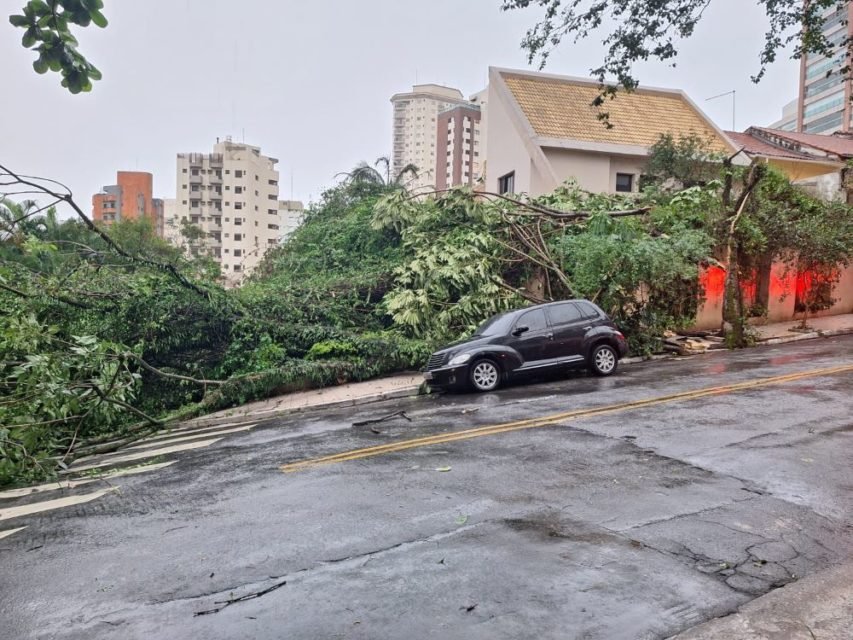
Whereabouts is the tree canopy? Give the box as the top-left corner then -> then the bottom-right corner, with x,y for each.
9,0 -> 107,94
501,0 -> 849,102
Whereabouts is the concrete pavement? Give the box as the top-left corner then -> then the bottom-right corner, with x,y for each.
670,562 -> 853,639
1,336 -> 851,639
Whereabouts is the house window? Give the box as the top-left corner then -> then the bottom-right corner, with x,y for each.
233,265 -> 242,272
235,170 -> 243,178
233,249 -> 242,257
234,217 -> 242,225
235,202 -> 243,210
498,171 -> 515,195
235,186 -> 243,194
234,233 -> 242,241
615,173 -> 634,193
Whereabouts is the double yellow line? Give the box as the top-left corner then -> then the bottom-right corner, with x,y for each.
280,364 -> 853,474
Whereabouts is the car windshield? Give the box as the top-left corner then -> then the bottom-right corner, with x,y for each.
472,313 -> 515,337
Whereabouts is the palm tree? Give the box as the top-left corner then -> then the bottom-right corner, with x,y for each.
0,198 -> 39,244
341,157 -> 420,191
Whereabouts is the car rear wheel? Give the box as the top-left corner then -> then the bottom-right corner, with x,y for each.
589,344 -> 618,376
469,359 -> 500,392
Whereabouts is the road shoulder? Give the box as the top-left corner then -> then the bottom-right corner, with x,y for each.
670,562 -> 853,639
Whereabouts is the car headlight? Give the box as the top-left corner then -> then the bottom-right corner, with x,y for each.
448,353 -> 472,366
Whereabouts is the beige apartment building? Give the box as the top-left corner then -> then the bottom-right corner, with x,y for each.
391,84 -> 473,191
168,138 -> 285,285
279,199 -> 305,241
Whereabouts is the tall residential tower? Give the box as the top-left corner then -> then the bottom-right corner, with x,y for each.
167,138 -> 285,285
797,2 -> 853,134
390,84 -> 472,191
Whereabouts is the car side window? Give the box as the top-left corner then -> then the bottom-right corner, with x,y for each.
546,303 -> 583,326
575,301 -> 601,320
515,309 -> 547,332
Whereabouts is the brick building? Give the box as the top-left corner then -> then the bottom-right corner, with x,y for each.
92,171 -> 164,235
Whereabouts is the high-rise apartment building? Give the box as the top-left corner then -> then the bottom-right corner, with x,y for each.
391,84 -> 472,190
170,137 -> 285,285
436,104 -> 483,190
797,1 -> 853,134
278,200 -> 305,241
92,171 -> 163,235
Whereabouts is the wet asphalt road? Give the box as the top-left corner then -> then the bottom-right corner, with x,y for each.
1,336 -> 852,640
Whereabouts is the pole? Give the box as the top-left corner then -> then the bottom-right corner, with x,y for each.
706,90 -> 736,130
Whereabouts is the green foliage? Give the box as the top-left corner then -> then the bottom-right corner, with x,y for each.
0,311 -> 140,486
9,0 -> 107,94
557,213 -> 713,354
374,188 -> 522,340
3,160 -> 851,487
646,134 -> 725,189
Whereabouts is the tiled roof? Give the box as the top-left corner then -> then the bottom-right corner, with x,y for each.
748,127 -> 853,158
502,73 -> 732,153
725,131 -> 819,161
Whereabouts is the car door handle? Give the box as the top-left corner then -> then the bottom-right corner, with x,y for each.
583,326 -> 592,331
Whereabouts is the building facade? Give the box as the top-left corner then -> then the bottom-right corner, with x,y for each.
92,171 -> 163,234
279,199 -> 305,241
390,84 -> 472,191
770,99 -> 798,132
484,67 -> 738,198
797,1 -> 853,134
171,138 -> 285,285
435,104 -> 483,190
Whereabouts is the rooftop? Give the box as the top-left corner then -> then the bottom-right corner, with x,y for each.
497,69 -> 732,153
725,131 -> 819,161
747,127 -> 853,159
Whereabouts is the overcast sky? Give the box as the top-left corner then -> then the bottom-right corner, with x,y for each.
1,0 -> 799,214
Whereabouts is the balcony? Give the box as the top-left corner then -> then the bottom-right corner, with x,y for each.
189,173 -> 202,184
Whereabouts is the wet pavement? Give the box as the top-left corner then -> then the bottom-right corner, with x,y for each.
1,336 -> 852,639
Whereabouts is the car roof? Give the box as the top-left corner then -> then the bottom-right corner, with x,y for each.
499,299 -> 595,319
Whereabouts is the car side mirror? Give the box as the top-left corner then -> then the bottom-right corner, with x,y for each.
512,326 -> 530,337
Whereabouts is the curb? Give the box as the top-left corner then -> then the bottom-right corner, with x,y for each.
668,561 -> 853,639
758,326 -> 853,345
177,327 -> 853,430
180,385 -> 423,430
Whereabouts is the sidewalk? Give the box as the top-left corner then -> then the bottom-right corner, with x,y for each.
180,372 -> 423,429
753,312 -> 853,343
670,562 -> 853,639
182,313 -> 853,429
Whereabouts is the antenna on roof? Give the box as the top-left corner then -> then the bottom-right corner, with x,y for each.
706,90 -> 736,131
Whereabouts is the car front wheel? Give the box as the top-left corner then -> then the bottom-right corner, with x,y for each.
589,344 -> 618,376
469,359 -> 501,392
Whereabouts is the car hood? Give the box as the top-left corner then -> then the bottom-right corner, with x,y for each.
434,335 -> 496,356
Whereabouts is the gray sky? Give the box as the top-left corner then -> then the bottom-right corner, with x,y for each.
1,0 -> 799,214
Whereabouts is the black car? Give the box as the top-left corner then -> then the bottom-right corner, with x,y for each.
423,299 -> 629,392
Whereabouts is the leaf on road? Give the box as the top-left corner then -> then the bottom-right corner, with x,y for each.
455,515 -> 468,525
435,466 -> 451,472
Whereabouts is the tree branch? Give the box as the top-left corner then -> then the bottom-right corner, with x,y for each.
0,163 -> 214,300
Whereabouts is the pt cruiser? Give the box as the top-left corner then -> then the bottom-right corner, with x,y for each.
423,300 -> 629,392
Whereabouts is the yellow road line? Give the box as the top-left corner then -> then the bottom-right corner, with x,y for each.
281,364 -> 853,473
